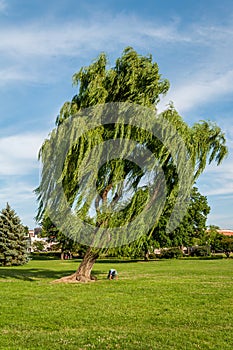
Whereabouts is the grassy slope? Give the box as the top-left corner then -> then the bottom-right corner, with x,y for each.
0,258 -> 232,350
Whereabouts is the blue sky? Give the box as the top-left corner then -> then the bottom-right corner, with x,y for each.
0,0 -> 232,229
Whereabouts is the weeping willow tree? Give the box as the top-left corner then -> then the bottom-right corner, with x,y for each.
36,47 -> 227,282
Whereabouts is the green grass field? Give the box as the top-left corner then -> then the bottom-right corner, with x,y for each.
0,258 -> 232,350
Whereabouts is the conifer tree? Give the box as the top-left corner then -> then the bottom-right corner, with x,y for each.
0,203 -> 28,266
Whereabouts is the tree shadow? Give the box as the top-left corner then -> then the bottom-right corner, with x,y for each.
0,268 -> 75,281
0,266 -> 105,282
0,258 -> 162,282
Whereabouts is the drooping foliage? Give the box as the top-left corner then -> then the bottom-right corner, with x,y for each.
40,214 -> 82,258
56,47 -> 170,125
36,47 -> 228,281
107,186 -> 211,258
0,203 -> 28,266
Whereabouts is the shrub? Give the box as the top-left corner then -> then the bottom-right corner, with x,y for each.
190,246 -> 211,257
160,247 -> 183,259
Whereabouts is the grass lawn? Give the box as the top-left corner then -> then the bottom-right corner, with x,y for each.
0,258 -> 232,350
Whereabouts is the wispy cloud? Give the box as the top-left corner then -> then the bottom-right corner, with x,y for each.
0,132 -> 46,175
0,15 -> 186,58
197,153 -> 233,197
0,179 -> 38,227
0,14 -> 191,85
0,131 -> 45,226
0,12 -> 197,85
0,180 -> 35,204
158,20 -> 233,113
160,70 -> 233,113
1,11 -> 233,118
207,211 -> 233,229
0,0 -> 7,13
0,66 -> 37,86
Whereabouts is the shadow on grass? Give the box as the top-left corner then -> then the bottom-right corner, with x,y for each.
0,268 -> 76,281
0,258 -> 163,282
0,266 -> 104,282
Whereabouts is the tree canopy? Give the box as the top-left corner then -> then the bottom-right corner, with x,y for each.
152,186 -> 211,248
36,47 -> 228,282
56,47 -> 170,126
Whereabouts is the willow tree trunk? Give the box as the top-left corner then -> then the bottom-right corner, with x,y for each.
53,247 -> 100,283
75,247 -> 100,280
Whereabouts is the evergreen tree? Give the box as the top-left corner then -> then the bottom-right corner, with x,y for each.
0,203 -> 28,266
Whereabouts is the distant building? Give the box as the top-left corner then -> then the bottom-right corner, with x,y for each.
217,229 -> 233,236
206,229 -> 233,237
28,228 -> 55,252
28,229 -> 35,238
28,228 -> 41,238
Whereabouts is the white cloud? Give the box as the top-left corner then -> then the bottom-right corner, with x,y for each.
0,131 -> 47,226
0,14 -> 191,85
159,70 -> 233,113
160,67 -> 233,113
0,15 -> 186,58
0,180 -> 38,227
0,131 -> 47,227
197,152 -> 233,197
157,20 -> 233,114
0,132 -> 46,175
0,0 -> 7,13
207,212 -> 233,230
0,12 -> 233,105
0,181 -> 35,203
0,66 -> 36,86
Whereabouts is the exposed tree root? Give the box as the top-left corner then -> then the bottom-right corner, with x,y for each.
52,273 -> 97,283
51,247 -> 100,283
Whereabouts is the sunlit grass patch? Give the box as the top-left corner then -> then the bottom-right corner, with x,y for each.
0,258 -> 232,349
